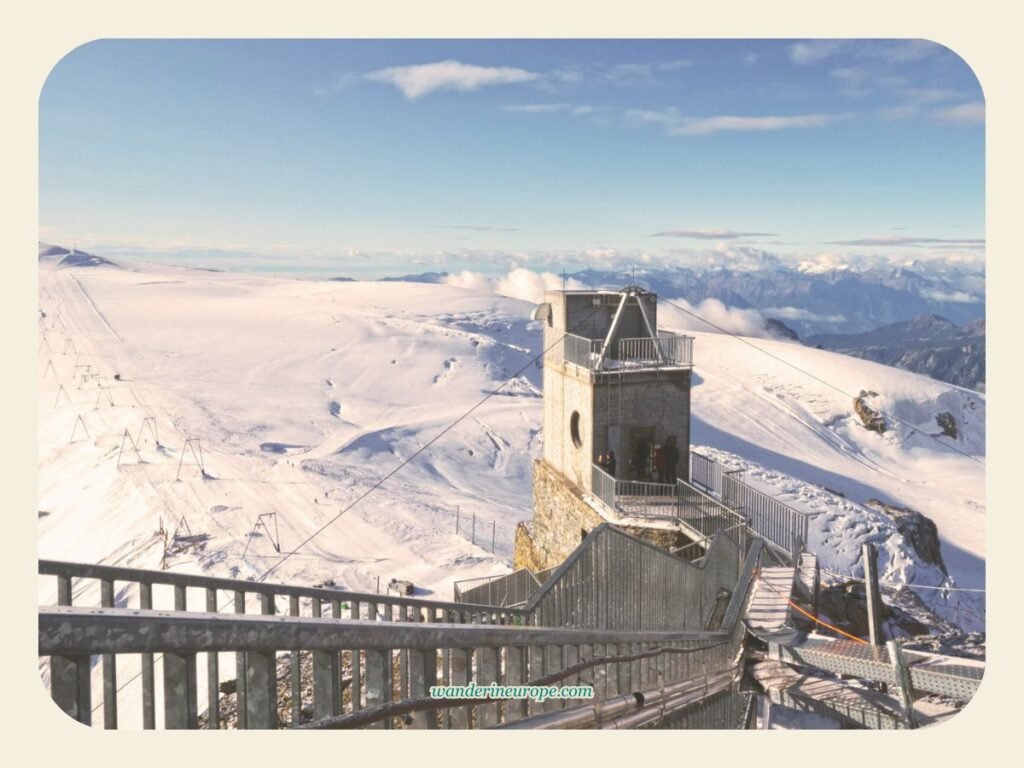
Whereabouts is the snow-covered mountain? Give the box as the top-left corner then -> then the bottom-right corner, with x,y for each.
37,249 -> 985,636
806,314 -> 985,391
569,264 -> 985,337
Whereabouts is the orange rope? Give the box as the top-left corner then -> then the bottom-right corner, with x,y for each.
754,569 -> 868,645
785,599 -> 868,644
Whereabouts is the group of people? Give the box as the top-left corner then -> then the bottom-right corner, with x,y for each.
596,450 -> 617,477
654,436 -> 681,485
598,435 -> 680,483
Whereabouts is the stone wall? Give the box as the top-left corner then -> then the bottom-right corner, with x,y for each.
515,459 -> 695,572
516,459 -> 605,571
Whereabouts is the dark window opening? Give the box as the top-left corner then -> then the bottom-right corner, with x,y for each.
570,411 -> 583,448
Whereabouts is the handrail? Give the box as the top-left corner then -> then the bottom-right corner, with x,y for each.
453,569 -> 542,606
39,559 -> 519,616
40,607 -> 729,655
38,533 -> 767,729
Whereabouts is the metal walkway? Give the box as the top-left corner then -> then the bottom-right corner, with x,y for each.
744,567 -> 796,633
39,525 -> 764,730
752,660 -> 908,729
768,635 -> 984,701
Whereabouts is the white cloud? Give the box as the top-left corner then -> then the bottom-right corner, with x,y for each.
795,248 -> 986,275
659,244 -> 784,272
626,107 -> 839,136
827,235 -> 985,247
856,40 -> 939,65
443,268 -> 588,304
790,41 -> 844,65
919,289 -> 982,304
931,101 -> 985,125
792,40 -> 939,67
443,270 -> 493,294
495,268 -> 587,303
604,60 -> 693,86
678,113 -> 837,135
762,306 -> 847,323
365,60 -> 538,99
651,229 -> 777,240
658,297 -> 772,339
501,103 -> 594,116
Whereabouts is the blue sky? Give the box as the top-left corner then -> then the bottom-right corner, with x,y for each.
39,39 -> 984,277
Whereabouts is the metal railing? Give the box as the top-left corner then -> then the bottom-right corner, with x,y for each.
41,605 -> 739,730
617,335 -> 693,368
689,451 -> 810,563
528,525 -> 750,631
722,474 -> 808,562
38,559 -> 525,731
39,528 -> 766,729
690,451 -> 726,494
453,569 -> 542,607
592,464 -> 748,551
564,333 -> 602,369
592,463 -> 618,512
593,463 -> 680,521
676,481 -> 747,542
563,333 -> 693,373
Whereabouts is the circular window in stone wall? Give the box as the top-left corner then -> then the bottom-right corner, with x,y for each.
570,411 -> 583,448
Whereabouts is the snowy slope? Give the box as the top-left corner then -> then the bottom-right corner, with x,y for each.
37,257 -> 985,635
38,259 -> 542,611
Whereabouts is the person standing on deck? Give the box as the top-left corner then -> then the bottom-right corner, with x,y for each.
663,436 -> 680,485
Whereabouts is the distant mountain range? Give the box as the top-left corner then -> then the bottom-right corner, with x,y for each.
572,264 -> 984,337
377,271 -> 450,284
568,264 -> 985,390
39,242 -> 984,389
806,314 -> 985,391
38,244 -> 120,269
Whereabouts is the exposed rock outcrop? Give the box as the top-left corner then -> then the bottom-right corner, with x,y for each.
866,499 -> 948,576
936,411 -> 958,439
853,391 -> 887,433
815,581 -> 958,640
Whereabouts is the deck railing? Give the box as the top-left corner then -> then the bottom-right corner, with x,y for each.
564,334 -> 603,369
591,464 -> 747,552
617,335 -> 693,368
563,333 -> 693,372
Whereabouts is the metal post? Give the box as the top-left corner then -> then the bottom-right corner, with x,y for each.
289,596 -> 301,728
234,590 -> 248,729
887,640 -> 919,729
51,654 -> 91,725
455,505 -> 460,535
863,543 -> 883,646
206,588 -> 221,729
139,581 -> 156,728
100,579 -> 118,729
492,521 -> 496,554
472,511 -> 476,545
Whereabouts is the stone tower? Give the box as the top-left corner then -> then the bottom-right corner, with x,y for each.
515,286 -> 695,571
